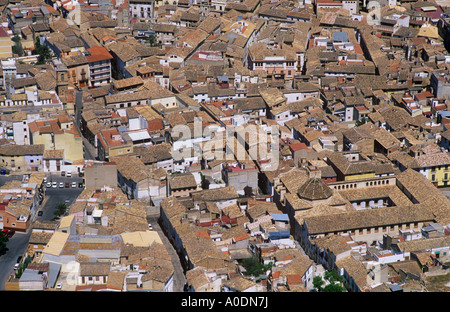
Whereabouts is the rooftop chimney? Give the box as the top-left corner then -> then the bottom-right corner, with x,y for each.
307,165 -> 321,179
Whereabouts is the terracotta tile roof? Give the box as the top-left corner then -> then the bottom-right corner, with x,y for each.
79,262 -> 111,276
303,204 -> 435,235
416,152 -> 450,167
86,46 -> 113,63
43,149 -> 64,159
335,255 -> 368,291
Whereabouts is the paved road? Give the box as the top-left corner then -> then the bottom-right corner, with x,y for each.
39,174 -> 84,221
440,186 -> 450,199
74,89 -> 97,161
0,174 -> 84,289
0,229 -> 32,289
0,175 -> 23,187
75,89 -> 83,129
149,216 -> 186,292
0,173 -> 188,292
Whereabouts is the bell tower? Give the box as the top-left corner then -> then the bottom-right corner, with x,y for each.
54,59 -> 69,99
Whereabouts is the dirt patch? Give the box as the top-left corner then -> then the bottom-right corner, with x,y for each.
424,272 -> 450,292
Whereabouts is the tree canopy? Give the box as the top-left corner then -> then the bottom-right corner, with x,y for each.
33,38 -> 51,65
241,256 -> 272,277
311,270 -> 345,292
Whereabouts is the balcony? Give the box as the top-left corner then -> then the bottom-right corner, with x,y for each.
90,62 -> 111,70
91,75 -> 110,81
91,68 -> 110,75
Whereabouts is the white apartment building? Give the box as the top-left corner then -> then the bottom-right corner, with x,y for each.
129,0 -> 155,22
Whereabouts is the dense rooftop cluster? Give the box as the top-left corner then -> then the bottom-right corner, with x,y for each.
1,0 -> 450,293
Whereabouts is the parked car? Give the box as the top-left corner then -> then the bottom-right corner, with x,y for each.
52,182 -> 57,188
14,263 -> 19,270
66,172 -> 71,177
72,182 -> 77,188
148,223 -> 153,230
78,172 -> 84,177
65,182 -> 70,188
79,182 -> 84,188
61,171 -> 65,176
43,177 -> 47,183
46,182 -> 52,188
1,229 -> 12,238
1,229 -> 13,239
56,282 -> 62,289
38,211 -> 43,216
59,182 -> 64,188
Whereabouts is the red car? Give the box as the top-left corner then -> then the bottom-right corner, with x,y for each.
2,229 -> 14,237
65,182 -> 70,188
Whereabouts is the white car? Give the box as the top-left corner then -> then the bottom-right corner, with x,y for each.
59,182 -> 64,188
14,263 -> 19,270
52,182 -> 57,188
148,223 -> 153,230
66,172 -> 72,177
56,282 -> 62,289
46,182 -> 52,188
72,182 -> 77,188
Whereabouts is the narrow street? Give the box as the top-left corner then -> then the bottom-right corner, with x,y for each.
0,229 -> 32,290
149,217 -> 186,292
74,89 -> 97,160
0,175 -> 83,289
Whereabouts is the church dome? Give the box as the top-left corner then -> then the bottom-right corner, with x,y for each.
297,178 -> 333,201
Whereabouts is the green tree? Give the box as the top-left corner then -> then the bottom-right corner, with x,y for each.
323,283 -> 345,292
311,270 -> 345,292
145,34 -> 158,47
355,117 -> 369,127
312,275 -> 325,292
33,38 -> 51,64
0,231 -> 9,253
241,257 -> 272,277
12,35 -> 23,57
324,270 -> 343,283
54,202 -> 68,217
14,255 -> 32,279
200,173 -> 210,190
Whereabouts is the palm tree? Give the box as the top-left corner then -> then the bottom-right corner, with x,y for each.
54,201 -> 68,217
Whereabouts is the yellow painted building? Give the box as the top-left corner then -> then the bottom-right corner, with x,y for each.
97,128 -> 133,161
344,172 -> 375,181
28,119 -> 83,163
0,27 -> 12,59
416,152 -> 450,187
327,151 -> 379,182
31,132 -> 83,163
0,144 -> 45,172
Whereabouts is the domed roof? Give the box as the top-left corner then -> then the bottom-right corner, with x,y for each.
297,178 -> 333,201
